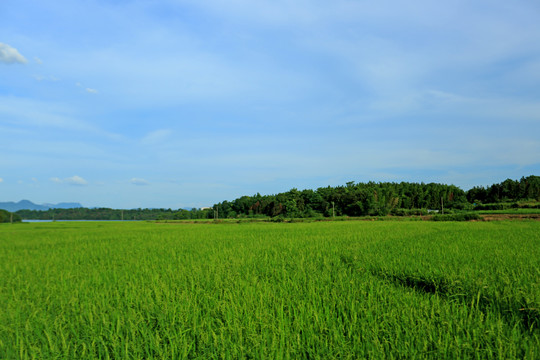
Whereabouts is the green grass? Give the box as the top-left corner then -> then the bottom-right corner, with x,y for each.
474,208 -> 540,215
1,221 -> 539,359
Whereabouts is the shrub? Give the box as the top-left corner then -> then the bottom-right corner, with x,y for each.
431,213 -> 482,221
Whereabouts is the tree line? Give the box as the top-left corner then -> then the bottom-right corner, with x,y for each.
212,176 -> 539,219
11,176 -> 539,221
14,207 -> 214,221
466,175 -> 540,204
0,209 -> 22,223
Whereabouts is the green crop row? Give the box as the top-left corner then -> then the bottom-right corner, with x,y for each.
0,221 -> 539,359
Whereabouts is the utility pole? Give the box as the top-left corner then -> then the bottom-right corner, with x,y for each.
441,196 -> 444,215
332,201 -> 335,218
121,210 -> 124,221
10,213 -> 13,224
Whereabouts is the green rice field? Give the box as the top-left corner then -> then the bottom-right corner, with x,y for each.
1,220 -> 539,359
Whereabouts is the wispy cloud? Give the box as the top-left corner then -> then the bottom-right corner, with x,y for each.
75,82 -> 98,94
33,75 -> 60,82
0,43 -> 27,64
0,96 -> 124,141
0,178 -> 3,183
50,175 -> 88,186
141,129 -> 172,145
66,175 -> 88,185
130,178 -> 150,186
0,0 -> 538,208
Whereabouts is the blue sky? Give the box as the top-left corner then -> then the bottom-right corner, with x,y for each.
1,0 -> 539,209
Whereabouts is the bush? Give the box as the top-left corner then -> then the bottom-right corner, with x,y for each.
474,203 -> 510,210
431,213 -> 482,221
303,209 -> 324,218
449,202 -> 474,210
391,208 -> 428,216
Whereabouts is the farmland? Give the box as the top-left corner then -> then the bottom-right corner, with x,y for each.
1,221 -> 539,358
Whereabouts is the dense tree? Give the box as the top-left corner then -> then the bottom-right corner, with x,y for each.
466,175 -> 540,203
14,176 -> 538,220
15,207 -> 192,221
0,209 -> 22,223
212,180 -> 471,218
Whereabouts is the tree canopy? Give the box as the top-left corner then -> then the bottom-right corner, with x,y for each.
0,209 -> 21,223
13,176 -> 539,220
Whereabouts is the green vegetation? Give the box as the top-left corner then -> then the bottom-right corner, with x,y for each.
210,175 -> 539,219
0,209 -> 21,223
475,208 -> 540,215
431,213 -> 482,221
13,176 -> 539,221
1,221 -> 539,358
213,181 -> 469,219
467,175 -> 540,204
15,207 -> 213,221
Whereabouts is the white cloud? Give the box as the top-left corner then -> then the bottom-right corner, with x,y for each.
0,178 -> 3,183
50,175 -> 88,186
130,178 -> 150,186
74,82 -> 98,94
0,96 -> 124,140
66,175 -> 88,186
0,43 -> 28,64
34,75 -> 60,82
34,57 -> 43,64
141,129 -> 172,145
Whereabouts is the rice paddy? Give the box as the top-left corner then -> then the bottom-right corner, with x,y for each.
1,220 -> 539,359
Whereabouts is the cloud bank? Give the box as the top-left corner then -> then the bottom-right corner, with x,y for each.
1,0 -> 538,208
130,178 -> 150,186
0,43 -> 28,64
51,175 -> 88,186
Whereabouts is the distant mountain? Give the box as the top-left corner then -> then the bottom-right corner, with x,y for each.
42,202 -> 83,209
0,200 -> 83,212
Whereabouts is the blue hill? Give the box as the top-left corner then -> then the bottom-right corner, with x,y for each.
0,200 -> 83,212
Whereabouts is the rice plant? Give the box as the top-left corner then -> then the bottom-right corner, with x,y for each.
0,221 -> 538,358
